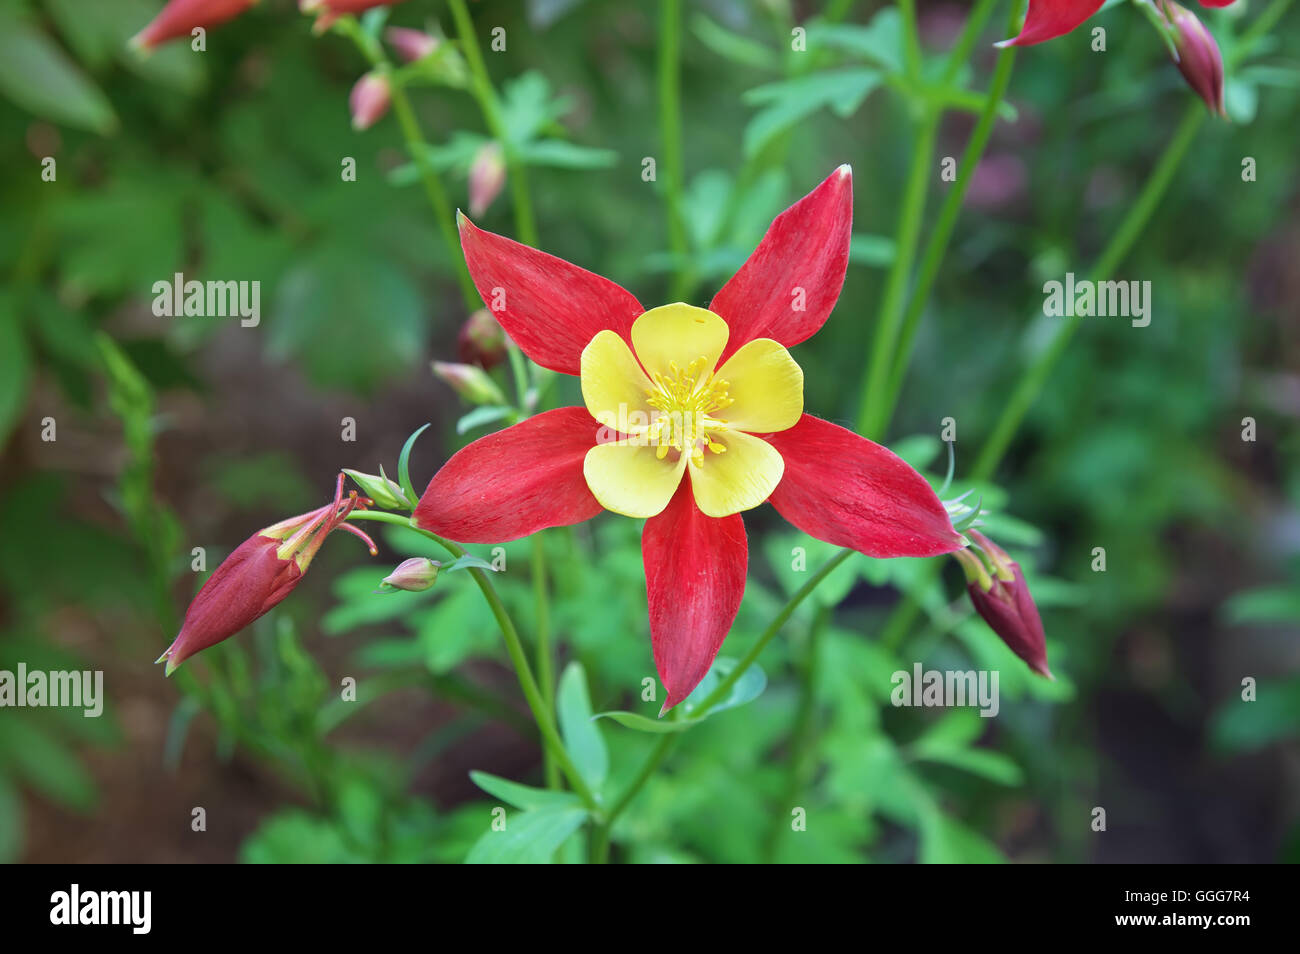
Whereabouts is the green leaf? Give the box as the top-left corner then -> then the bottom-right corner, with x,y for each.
679,656 -> 768,717
808,10 -> 905,72
397,423 -> 431,506
690,14 -> 776,71
1211,678 -> 1300,752
441,554 -> 496,573
557,662 -> 609,788
1224,585 -> 1300,625
915,746 -> 1023,786
0,17 -> 117,133
0,298 -> 31,446
457,405 -> 513,434
516,139 -> 618,169
919,809 -> 1005,864
741,69 -> 881,158
499,71 -> 571,147
593,710 -> 695,734
469,770 -> 583,810
465,804 -> 587,864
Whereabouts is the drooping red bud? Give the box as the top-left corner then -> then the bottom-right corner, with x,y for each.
385,26 -> 439,64
957,532 -> 1052,679
457,308 -> 508,370
158,475 -> 376,674
131,0 -> 257,51
1163,1 -> 1226,117
350,72 -> 392,131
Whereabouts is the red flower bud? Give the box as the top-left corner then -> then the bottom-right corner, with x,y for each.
385,26 -> 440,64
349,72 -> 392,131
457,308 -> 508,370
380,557 -> 441,592
957,532 -> 1052,679
158,475 -> 377,674
1163,1 -> 1226,117
468,142 -> 507,218
131,0 -> 257,51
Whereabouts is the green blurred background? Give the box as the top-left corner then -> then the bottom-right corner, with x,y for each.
1,0 -> 1298,863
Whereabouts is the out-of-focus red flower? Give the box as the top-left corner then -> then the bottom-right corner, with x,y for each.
458,308 -> 508,370
998,0 -> 1238,48
158,475 -> 377,674
350,71 -> 391,130
300,0 -> 410,32
1164,1 -> 1227,116
957,531 -> 1052,679
414,167 -> 963,710
131,0 -> 257,51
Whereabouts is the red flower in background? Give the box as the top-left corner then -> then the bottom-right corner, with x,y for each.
132,0 -> 257,50
998,0 -> 1237,47
414,168 -> 963,710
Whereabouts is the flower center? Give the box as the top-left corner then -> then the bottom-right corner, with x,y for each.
643,356 -> 734,465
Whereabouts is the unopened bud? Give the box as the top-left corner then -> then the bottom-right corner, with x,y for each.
468,142 -> 507,218
350,72 -> 391,131
433,361 -> 507,406
301,0 -> 410,34
457,309 -> 508,370
131,0 -> 256,51
1163,1 -> 1226,117
379,557 -> 441,592
386,26 -> 439,63
959,532 -> 1052,679
343,468 -> 408,510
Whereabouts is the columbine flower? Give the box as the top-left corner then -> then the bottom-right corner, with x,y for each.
414,167 -> 962,710
997,0 -> 1236,48
1164,1 -> 1227,116
158,474 -> 377,674
349,72 -> 391,131
131,0 -> 258,51
956,531 -> 1052,679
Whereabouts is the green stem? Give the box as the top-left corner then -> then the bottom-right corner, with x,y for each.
348,511 -> 600,814
898,0 -> 923,81
857,110 -> 939,438
877,0 -> 1024,429
447,0 -> 539,247
658,0 -> 690,300
338,18 -> 478,310
602,549 -> 854,827
532,534 -> 559,789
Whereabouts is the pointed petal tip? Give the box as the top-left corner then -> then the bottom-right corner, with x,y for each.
658,699 -> 671,718
993,37 -> 1016,49
835,163 -> 852,178
154,650 -> 168,665
164,656 -> 180,677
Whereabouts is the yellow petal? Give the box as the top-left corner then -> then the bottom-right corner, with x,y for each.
631,303 -> 729,379
715,338 -> 803,434
581,330 -> 654,434
687,430 -> 784,518
584,439 -> 687,518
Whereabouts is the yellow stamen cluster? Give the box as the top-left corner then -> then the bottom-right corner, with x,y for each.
644,356 -> 733,465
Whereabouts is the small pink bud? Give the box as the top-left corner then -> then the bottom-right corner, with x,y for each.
350,72 -> 392,131
385,26 -> 439,64
380,557 -> 441,592
432,360 -> 507,406
157,475 -> 377,674
131,0 -> 256,51
1163,1 -> 1226,117
957,532 -> 1052,679
457,308 -> 508,370
468,142 -> 507,218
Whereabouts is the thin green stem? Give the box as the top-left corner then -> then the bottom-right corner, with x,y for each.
942,0 -> 1000,84
338,18 -> 478,309
658,0 -> 690,300
447,0 -> 539,247
347,511 -> 600,814
532,534 -> 558,789
898,0 -> 923,81
877,0 -> 1024,429
602,549 -> 853,827
857,110 -> 939,438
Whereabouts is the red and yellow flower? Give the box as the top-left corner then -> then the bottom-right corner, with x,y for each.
414,167 -> 964,710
